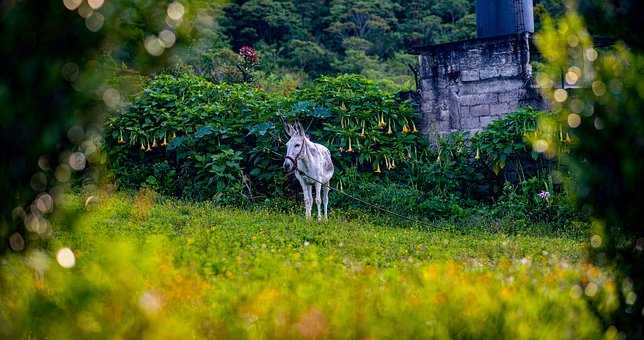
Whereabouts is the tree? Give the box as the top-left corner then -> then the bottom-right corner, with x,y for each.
430,0 -> 471,24
222,0 -> 305,49
327,0 -> 401,58
285,40 -> 335,77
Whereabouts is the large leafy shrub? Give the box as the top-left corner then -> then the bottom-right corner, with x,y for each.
105,73 -> 426,202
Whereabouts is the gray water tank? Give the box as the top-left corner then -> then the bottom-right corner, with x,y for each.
476,0 -> 534,38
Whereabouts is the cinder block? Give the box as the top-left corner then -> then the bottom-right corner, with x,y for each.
479,68 -> 500,79
470,104 -> 490,116
461,70 -> 479,82
500,66 -> 520,77
460,93 -> 499,106
490,102 -> 513,115
461,117 -> 480,129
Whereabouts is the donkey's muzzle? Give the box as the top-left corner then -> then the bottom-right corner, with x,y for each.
283,159 -> 294,173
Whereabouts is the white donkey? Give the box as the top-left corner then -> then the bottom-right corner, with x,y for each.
283,122 -> 334,220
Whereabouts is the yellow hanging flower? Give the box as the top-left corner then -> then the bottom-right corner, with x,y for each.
402,125 -> 409,133
340,102 -> 347,111
152,139 -> 158,148
146,141 -> 152,151
391,159 -> 396,169
172,132 -> 177,139
347,138 -> 353,152
387,120 -> 392,134
140,142 -> 145,150
374,163 -> 381,173
475,147 -> 480,160
118,131 -> 125,144
161,136 -> 167,146
412,121 -> 418,133
565,133 -> 572,144
360,121 -> 365,137
378,114 -> 386,129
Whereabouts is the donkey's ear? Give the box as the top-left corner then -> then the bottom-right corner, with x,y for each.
296,122 -> 305,136
284,123 -> 294,137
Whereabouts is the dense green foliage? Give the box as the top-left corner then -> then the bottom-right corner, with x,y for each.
105,73 -> 426,202
0,193 -> 609,338
105,72 -> 576,226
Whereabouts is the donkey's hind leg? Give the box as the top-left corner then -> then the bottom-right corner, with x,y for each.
322,182 -> 330,220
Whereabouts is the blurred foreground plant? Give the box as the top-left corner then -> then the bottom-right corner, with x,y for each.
0,0 -> 222,253
535,2 -> 644,337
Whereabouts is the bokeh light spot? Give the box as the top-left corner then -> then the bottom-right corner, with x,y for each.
63,0 -> 82,10
159,29 -> 176,48
585,282 -> 598,297
69,152 -> 87,171
554,89 -> 568,102
36,193 -> 54,214
9,233 -> 25,252
56,247 -> 76,268
567,113 -> 581,128
167,2 -> 185,21
144,36 -> 165,56
592,81 -> 606,96
585,48 -> 598,62
77,3 -> 93,18
139,291 -> 162,314
565,71 -> 578,85
103,88 -> 121,108
594,117 -> 604,130
569,285 -> 583,299
590,234 -> 602,248
85,12 -> 104,32
87,0 -> 104,10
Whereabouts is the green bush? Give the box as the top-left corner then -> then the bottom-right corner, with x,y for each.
105,73 -> 426,203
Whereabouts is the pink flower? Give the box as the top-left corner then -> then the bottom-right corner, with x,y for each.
239,46 -> 258,63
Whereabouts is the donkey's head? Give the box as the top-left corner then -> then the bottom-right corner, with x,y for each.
283,122 -> 307,173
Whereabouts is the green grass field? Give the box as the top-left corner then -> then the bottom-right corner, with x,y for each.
1,191 -> 615,339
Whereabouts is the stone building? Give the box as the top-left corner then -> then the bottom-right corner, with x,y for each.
411,0 -> 545,137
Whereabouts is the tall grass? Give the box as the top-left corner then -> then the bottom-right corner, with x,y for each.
0,191 -> 613,339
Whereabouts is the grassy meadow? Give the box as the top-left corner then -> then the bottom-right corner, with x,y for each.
1,191 -> 615,339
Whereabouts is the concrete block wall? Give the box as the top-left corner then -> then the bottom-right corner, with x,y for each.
416,34 -> 543,138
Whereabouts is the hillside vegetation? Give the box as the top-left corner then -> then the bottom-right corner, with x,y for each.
0,192 -> 611,339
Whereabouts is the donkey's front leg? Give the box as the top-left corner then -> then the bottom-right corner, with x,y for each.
303,184 -> 313,220
314,183 -> 322,221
